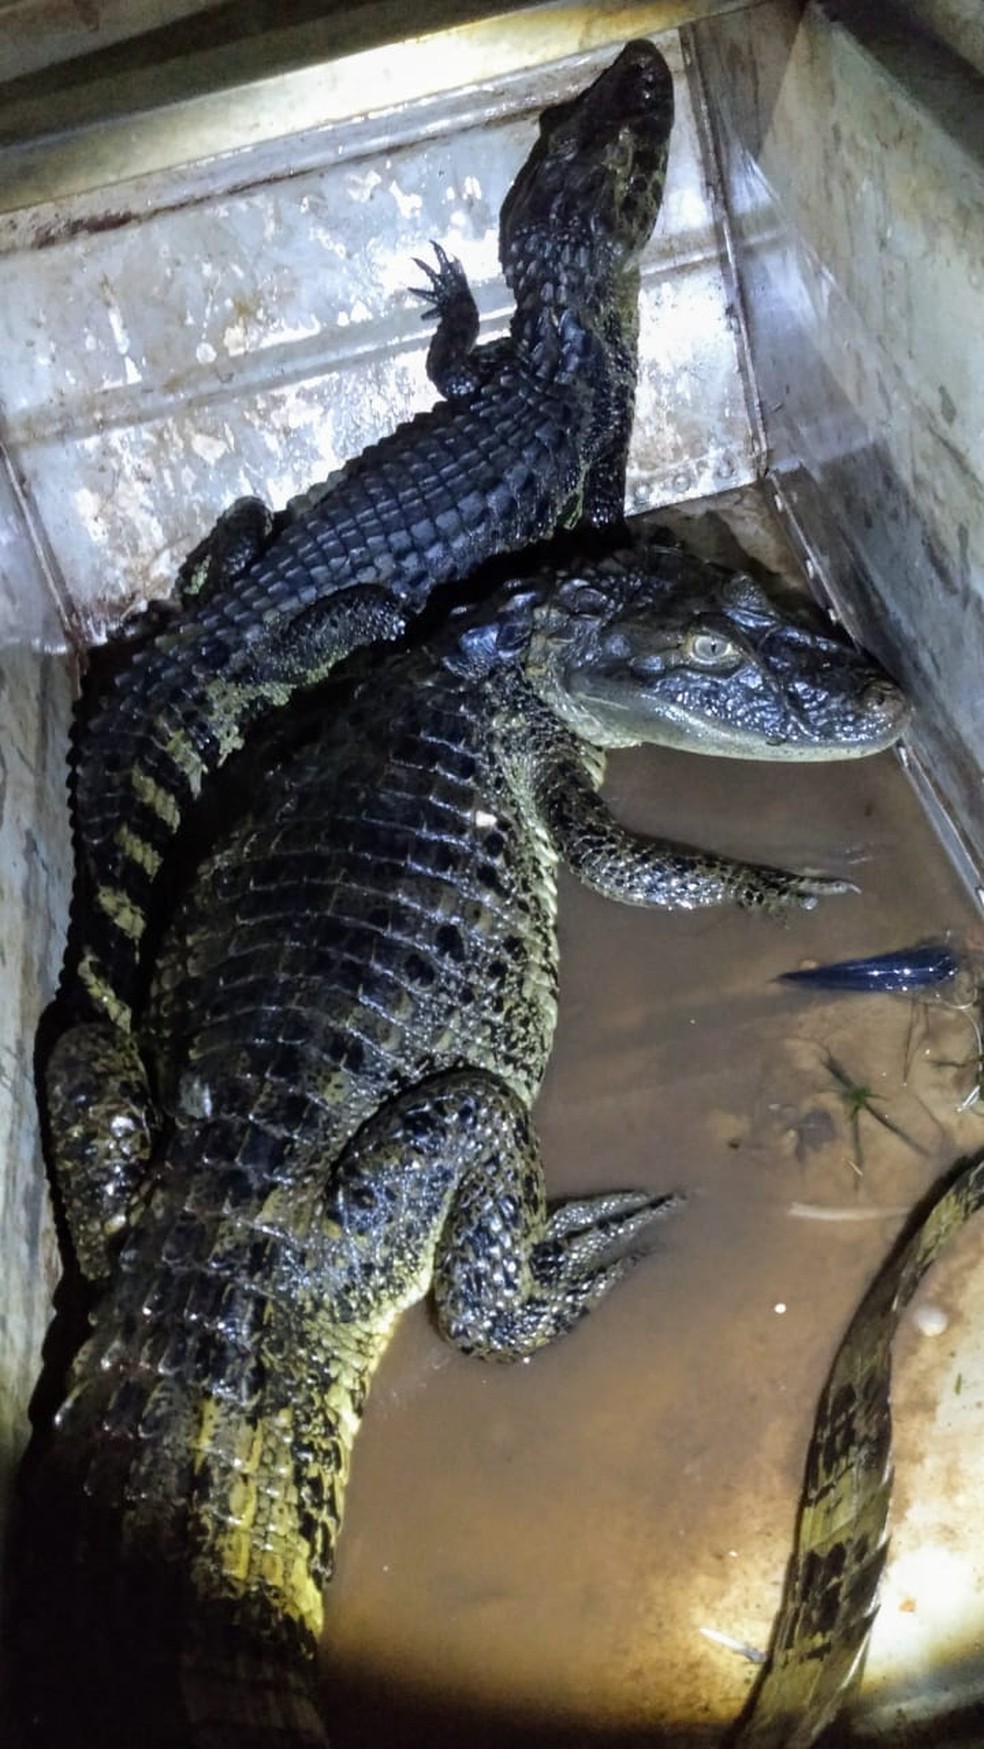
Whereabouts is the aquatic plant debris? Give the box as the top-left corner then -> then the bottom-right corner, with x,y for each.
823,1051 -> 927,1174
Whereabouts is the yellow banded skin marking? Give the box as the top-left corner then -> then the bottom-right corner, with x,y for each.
187,1317 -> 404,1644
193,1403 -> 324,1635
77,948 -> 133,1030
162,729 -> 208,793
209,677 -> 295,765
130,765 -> 182,831
114,825 -> 163,880
95,884 -> 147,943
137,683 -> 296,829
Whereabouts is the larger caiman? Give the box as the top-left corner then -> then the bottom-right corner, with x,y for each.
68,39 -> 675,1046
23,540 -> 907,1748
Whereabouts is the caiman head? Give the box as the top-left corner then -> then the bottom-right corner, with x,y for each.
500,40 -> 674,303
454,542 -> 909,759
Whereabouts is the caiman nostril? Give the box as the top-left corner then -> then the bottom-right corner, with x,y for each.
863,678 -> 909,719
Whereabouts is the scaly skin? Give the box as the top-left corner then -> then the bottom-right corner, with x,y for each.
69,40 -> 676,1040
733,1146 -> 984,1748
24,543 -> 907,1746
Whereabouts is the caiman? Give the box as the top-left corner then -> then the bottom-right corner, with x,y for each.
67,39 -> 676,1045
23,540 -> 907,1748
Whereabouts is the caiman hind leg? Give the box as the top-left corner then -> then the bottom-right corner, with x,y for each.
42,1019 -> 157,1283
436,1164 -> 683,1361
332,1066 -> 680,1361
176,496 -> 276,606
410,242 -> 491,403
322,1066 -> 681,1365
173,1073 -> 676,1748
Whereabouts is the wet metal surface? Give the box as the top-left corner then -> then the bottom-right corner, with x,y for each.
0,433 -> 69,653
0,0 -> 231,86
0,648 -> 72,1572
692,0 -> 984,865
0,2 -> 769,201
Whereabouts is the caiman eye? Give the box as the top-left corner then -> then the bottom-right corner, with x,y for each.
685,630 -> 741,669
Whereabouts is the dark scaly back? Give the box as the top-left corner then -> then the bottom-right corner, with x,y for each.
67,41 -> 674,1039
149,641 -> 566,1137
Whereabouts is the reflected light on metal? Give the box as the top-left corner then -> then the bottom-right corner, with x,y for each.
2,2 -> 765,211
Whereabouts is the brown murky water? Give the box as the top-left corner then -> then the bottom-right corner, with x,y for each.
314,499 -> 984,1745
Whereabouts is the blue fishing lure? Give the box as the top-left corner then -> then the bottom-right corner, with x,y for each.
778,943 -> 961,994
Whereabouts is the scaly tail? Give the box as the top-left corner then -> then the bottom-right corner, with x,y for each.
732,1147 -> 984,1746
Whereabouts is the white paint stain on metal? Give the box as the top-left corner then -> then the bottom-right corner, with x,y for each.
190,433 -> 229,465
346,167 -> 383,203
389,180 -> 422,221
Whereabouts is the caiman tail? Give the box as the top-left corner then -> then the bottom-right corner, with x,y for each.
15,1119 -> 390,1749
182,1640 -> 328,1749
733,1147 -> 984,1746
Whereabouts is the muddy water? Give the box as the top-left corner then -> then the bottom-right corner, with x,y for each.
316,703 -> 984,1743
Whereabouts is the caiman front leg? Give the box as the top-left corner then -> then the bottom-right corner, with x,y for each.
410,243 -> 494,404
537,752 -> 855,915
410,247 -> 632,530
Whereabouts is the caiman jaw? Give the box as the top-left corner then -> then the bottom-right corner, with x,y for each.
524,545 -> 909,760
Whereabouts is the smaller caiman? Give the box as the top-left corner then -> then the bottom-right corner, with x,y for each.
68,39 -> 676,1043
24,540 -> 907,1748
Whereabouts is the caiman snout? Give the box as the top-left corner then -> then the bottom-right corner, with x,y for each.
615,38 -> 676,115
859,674 -> 910,738
863,676 -> 907,714
792,665 -> 910,757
